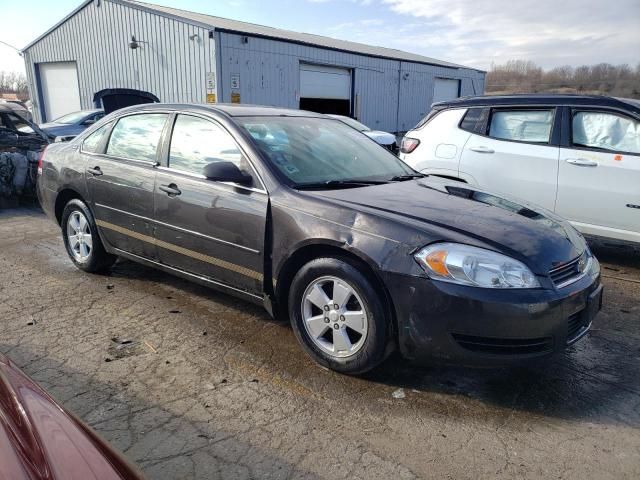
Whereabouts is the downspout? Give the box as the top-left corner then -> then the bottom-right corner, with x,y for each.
395,61 -> 402,134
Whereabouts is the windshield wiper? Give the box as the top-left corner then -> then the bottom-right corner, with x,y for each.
296,179 -> 387,190
389,173 -> 426,181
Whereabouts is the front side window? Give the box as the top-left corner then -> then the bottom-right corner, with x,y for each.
489,109 -> 554,143
169,115 -> 249,176
106,113 -> 168,162
572,111 -> 640,154
82,122 -> 112,153
237,116 -> 414,187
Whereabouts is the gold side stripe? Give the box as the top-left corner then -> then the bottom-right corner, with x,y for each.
96,220 -> 263,282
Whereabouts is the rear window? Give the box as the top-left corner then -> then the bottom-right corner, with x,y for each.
82,122 -> 112,154
106,114 -> 168,162
488,109 -> 553,143
459,107 -> 487,134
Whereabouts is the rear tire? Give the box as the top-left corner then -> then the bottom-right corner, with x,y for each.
288,257 -> 390,375
61,199 -> 116,273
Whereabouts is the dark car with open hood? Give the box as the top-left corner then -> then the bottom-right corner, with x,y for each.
36,104 -> 603,374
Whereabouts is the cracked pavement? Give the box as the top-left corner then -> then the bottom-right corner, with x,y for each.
1,207 -> 639,479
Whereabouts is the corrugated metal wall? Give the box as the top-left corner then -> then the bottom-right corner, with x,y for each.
218,32 -> 485,132
23,0 -> 215,122
23,0 -> 485,130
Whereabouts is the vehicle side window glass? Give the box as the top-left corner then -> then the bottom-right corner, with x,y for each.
572,111 -> 640,154
459,107 -> 486,134
169,115 -> 250,176
489,109 -> 553,143
106,114 -> 168,162
82,122 -> 112,153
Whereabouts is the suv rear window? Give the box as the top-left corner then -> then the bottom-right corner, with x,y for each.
488,109 -> 553,143
459,107 -> 487,134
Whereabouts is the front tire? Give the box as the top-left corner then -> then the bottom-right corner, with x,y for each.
61,199 -> 116,273
288,257 -> 390,375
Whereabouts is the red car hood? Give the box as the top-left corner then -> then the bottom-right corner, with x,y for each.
0,353 -> 144,480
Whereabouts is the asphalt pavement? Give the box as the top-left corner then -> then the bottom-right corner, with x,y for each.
1,207 -> 638,479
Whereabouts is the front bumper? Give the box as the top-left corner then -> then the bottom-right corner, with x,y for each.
383,268 -> 603,366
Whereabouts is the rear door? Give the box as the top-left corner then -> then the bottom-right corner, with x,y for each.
86,112 -> 169,259
153,113 -> 268,295
459,107 -> 560,210
556,107 -> 640,242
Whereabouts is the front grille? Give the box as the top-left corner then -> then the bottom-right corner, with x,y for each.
452,334 -> 553,355
549,253 -> 587,288
567,310 -> 589,344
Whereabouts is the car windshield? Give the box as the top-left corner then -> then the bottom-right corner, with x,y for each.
330,115 -> 371,132
52,111 -> 92,124
238,116 -> 414,188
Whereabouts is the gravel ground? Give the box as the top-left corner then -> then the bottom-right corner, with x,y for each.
1,207 -> 639,479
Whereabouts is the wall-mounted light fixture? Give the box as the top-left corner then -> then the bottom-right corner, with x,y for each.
129,35 -> 147,50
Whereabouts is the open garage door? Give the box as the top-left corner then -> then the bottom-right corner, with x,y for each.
38,62 -> 81,122
299,63 -> 351,115
433,78 -> 460,104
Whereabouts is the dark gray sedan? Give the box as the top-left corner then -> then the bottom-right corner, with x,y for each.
37,104 -> 603,374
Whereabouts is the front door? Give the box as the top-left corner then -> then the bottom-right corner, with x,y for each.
556,108 -> 640,242
153,113 -> 268,294
86,112 -> 169,259
459,107 -> 560,211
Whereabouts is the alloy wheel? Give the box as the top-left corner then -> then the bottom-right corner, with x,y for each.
301,275 -> 369,358
66,210 -> 93,262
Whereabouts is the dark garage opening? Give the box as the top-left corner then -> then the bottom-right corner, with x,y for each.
299,98 -> 350,116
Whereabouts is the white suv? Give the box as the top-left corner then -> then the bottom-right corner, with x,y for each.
399,95 -> 640,245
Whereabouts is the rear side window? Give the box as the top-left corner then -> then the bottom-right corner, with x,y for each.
459,107 -> 487,134
169,114 -> 249,176
489,109 -> 554,143
572,111 -> 640,154
106,113 -> 168,162
82,122 -> 112,154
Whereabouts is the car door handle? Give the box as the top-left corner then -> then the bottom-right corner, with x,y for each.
565,158 -> 598,167
87,166 -> 103,176
159,184 -> 181,196
469,146 -> 495,154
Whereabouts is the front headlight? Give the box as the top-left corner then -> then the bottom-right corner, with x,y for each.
414,242 -> 540,289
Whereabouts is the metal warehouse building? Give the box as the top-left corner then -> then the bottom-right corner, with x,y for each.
22,0 -> 485,132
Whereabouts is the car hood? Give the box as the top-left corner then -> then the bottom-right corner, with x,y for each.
363,130 -> 396,145
0,353 -> 144,480
310,178 -> 586,274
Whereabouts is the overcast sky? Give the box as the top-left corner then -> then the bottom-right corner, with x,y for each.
1,0 -> 638,74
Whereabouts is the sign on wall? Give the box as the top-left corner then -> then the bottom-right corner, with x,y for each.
206,72 -> 216,89
230,74 -> 240,90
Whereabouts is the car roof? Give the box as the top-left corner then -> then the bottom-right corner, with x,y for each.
434,94 -> 640,114
0,104 -> 24,113
111,102 -> 326,118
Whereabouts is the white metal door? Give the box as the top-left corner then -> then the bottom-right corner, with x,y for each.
556,110 -> 640,243
433,78 -> 460,104
299,64 -> 351,100
460,134 -> 560,211
38,62 -> 81,121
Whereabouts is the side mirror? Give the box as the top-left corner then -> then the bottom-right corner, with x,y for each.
203,161 -> 252,186
82,119 -> 96,126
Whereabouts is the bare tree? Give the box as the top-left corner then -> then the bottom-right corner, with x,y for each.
486,61 -> 640,99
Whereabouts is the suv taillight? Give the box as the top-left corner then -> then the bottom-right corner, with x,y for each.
37,146 -> 49,176
400,137 -> 420,154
